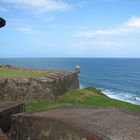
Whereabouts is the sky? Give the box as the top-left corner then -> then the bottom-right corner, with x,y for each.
0,0 -> 140,58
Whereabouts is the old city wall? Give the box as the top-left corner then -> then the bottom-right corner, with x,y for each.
0,71 -> 79,102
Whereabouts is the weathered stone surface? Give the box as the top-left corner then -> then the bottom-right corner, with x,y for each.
11,78 -> 30,85
0,101 -> 25,133
0,79 -> 6,84
0,79 -> 6,99
0,128 -> 10,140
0,71 -> 79,102
11,107 -> 140,140
0,133 -> 9,140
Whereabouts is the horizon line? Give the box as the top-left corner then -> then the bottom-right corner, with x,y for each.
0,57 -> 140,59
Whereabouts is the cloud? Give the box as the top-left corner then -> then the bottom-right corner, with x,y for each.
98,41 -> 121,46
125,17 -> 140,28
17,26 -> 41,34
42,16 -> 55,22
0,6 -> 9,12
9,18 -> 41,34
74,17 -> 140,38
2,0 -> 69,12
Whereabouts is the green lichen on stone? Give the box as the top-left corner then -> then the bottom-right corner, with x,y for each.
40,130 -> 50,137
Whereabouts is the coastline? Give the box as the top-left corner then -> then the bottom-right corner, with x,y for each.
80,84 -> 140,106
0,58 -> 140,106
102,90 -> 140,106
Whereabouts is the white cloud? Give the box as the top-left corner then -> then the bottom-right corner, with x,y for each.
2,0 -> 69,12
9,18 -> 41,34
74,17 -> 140,38
125,17 -> 140,28
98,41 -> 121,46
42,16 -> 55,22
0,6 -> 9,12
17,26 -> 41,34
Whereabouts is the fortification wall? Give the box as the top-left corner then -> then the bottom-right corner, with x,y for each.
0,70 -> 79,102
11,114 -> 101,140
0,101 -> 25,133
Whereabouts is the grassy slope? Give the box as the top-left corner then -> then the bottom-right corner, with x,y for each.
0,68 -> 49,78
26,87 -> 140,112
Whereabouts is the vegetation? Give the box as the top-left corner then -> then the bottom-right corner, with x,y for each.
26,87 -> 140,112
0,68 -> 49,78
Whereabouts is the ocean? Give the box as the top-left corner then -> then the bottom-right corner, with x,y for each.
0,58 -> 140,105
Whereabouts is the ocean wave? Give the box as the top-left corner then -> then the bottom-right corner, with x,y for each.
133,97 -> 140,101
102,89 -> 140,106
80,85 -> 140,105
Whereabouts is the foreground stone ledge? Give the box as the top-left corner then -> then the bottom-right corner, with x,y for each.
11,107 -> 140,140
0,101 -> 25,133
11,114 -> 102,140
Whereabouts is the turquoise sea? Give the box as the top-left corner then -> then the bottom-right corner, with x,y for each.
0,58 -> 140,105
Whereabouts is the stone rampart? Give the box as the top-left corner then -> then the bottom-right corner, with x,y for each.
0,70 -> 79,102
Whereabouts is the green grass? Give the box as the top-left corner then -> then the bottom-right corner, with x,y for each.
0,68 -> 49,78
26,87 -> 140,112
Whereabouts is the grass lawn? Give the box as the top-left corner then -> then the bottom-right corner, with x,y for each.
0,68 -> 49,78
26,87 -> 140,112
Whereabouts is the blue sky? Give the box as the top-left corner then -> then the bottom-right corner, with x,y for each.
1,0 -> 140,58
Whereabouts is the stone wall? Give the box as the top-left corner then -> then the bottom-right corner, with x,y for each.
0,71 -> 79,102
11,114 -> 101,140
0,101 -> 25,133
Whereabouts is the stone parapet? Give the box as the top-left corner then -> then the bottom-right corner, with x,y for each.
0,70 -> 79,102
